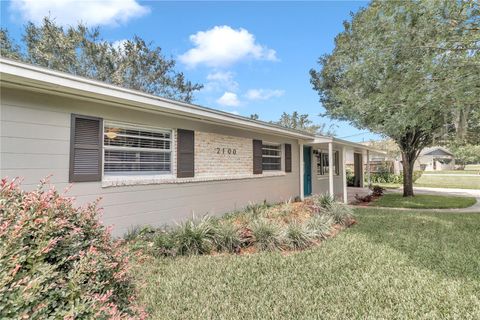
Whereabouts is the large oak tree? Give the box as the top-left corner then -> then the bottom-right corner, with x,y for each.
310,0 -> 479,196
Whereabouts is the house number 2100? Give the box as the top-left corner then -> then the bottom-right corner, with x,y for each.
216,148 -> 237,155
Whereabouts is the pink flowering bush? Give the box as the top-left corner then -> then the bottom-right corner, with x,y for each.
0,178 -> 146,319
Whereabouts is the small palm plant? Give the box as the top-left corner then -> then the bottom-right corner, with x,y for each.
314,193 -> 336,209
249,219 -> 284,251
326,202 -> 355,225
285,221 -> 315,250
174,215 -> 216,255
214,221 -> 242,253
307,214 -> 334,240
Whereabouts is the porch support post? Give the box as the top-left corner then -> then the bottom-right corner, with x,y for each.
299,141 -> 304,200
328,142 -> 334,196
367,149 -> 371,187
342,146 -> 348,203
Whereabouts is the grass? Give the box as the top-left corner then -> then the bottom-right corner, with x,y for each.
376,175 -> 480,190
370,193 -> 477,209
465,164 -> 480,171
414,174 -> 480,190
131,209 -> 480,319
424,170 -> 479,175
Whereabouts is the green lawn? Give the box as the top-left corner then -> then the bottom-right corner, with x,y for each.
424,170 -> 479,175
465,164 -> 480,171
370,193 -> 477,209
131,209 -> 480,319
414,174 -> 480,189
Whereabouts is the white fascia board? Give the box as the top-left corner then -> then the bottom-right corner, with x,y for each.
307,135 -> 386,154
0,58 -> 314,140
333,137 -> 386,154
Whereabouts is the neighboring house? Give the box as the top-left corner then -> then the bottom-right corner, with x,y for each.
417,146 -> 455,171
0,58 -> 373,236
346,141 -> 456,175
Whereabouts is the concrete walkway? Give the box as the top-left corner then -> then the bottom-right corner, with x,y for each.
384,187 -> 480,213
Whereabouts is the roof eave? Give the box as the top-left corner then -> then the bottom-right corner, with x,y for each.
0,58 -> 315,140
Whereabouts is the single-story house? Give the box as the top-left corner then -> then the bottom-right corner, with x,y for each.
0,58 -> 375,236
417,146 -> 455,171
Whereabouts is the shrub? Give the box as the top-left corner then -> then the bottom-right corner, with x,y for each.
174,215 -> 216,255
325,202 -> 355,226
369,171 -> 423,184
213,222 -> 242,253
0,178 -> 145,319
313,193 -> 336,209
245,201 -> 271,218
355,193 -> 373,203
369,172 -> 402,184
249,219 -> 284,251
370,185 -> 385,197
307,214 -> 333,240
153,230 -> 177,256
124,225 -> 156,242
285,222 -> 315,250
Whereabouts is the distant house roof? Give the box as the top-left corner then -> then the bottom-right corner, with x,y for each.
420,146 -> 454,157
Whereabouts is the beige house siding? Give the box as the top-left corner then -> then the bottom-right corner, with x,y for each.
1,87 -> 301,236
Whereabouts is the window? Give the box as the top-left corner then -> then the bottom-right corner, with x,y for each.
103,123 -> 172,175
262,144 -> 281,171
317,150 -> 339,176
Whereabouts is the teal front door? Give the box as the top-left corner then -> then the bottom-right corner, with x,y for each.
303,146 -> 312,197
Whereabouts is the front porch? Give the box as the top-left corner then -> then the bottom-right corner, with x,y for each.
299,137 -> 379,203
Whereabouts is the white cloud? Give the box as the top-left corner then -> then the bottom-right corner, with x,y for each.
179,25 -> 278,68
204,71 -> 239,92
216,92 -> 240,107
10,0 -> 149,27
112,39 -> 128,50
245,89 -> 285,101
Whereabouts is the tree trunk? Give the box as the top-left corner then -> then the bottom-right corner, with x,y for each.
401,151 -> 416,197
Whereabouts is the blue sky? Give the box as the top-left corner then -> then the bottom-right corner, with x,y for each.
1,0 -> 381,141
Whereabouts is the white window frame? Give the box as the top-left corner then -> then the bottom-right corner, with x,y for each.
262,142 -> 282,171
102,121 -> 173,176
317,149 -> 340,176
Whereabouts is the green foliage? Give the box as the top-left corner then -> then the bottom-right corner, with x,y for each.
132,209 -> 480,319
1,17 -> 202,102
310,0 -> 480,195
245,201 -> 271,218
325,202 -> 355,226
213,222 -> 242,253
174,215 -> 216,255
285,222 -> 315,250
307,214 -> 334,240
346,168 -> 355,186
370,194 -> 477,209
370,173 -> 403,184
313,193 -> 336,209
414,174 -> 480,190
153,231 -> 177,257
451,144 -> 480,166
273,111 -> 335,135
249,219 -> 284,251
0,29 -> 21,59
0,179 -> 145,319
127,198 -> 353,257
124,225 -> 156,242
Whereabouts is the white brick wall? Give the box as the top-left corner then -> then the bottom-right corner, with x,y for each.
195,131 -> 253,177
